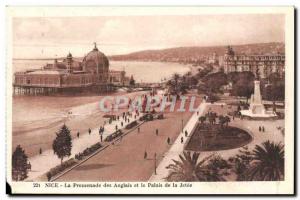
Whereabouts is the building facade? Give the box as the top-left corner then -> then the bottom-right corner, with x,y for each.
109,70 -> 126,85
220,46 -> 285,78
14,43 -> 111,95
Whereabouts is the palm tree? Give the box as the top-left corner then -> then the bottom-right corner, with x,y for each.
243,141 -> 284,181
165,151 -> 224,182
172,73 -> 180,91
199,116 -> 206,124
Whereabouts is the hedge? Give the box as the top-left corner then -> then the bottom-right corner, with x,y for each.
46,158 -> 78,181
125,121 -> 138,129
75,142 -> 102,160
104,130 -> 123,142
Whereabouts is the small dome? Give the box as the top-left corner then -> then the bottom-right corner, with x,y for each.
67,52 -> 73,58
83,43 -> 109,74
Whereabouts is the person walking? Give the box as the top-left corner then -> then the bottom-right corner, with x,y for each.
39,148 -> 42,155
259,126 -> 261,132
88,128 -> 91,135
156,129 -> 159,136
185,130 -> 188,137
115,125 -> 118,131
181,137 -> 184,143
121,122 -> 123,127
144,151 -> 148,159
262,126 -> 265,132
77,131 -> 80,138
167,137 -> 171,145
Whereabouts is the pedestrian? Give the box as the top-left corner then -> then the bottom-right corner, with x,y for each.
144,151 -> 147,159
77,131 -> 80,138
156,129 -> 158,136
121,122 -> 123,127
262,126 -> 265,132
185,130 -> 188,137
138,127 -> 140,133
167,137 -> 170,145
181,137 -> 184,143
39,148 -> 42,155
88,128 -> 91,135
115,125 -> 118,131
197,111 -> 199,116
259,126 -> 261,132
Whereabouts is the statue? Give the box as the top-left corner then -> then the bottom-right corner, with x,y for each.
255,67 -> 260,80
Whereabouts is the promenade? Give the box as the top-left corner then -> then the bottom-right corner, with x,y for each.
26,109 -> 139,181
56,94 -> 203,181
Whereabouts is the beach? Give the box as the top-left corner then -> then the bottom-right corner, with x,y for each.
12,91 -> 147,157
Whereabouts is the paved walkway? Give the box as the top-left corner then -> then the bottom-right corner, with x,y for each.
148,101 -> 210,181
26,111 -> 139,181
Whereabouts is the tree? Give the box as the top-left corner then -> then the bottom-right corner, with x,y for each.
218,115 -> 226,128
165,152 -> 224,182
263,83 -> 285,112
172,73 -> 180,91
230,146 -> 253,181
52,124 -> 73,165
12,145 -> 29,181
203,72 -> 227,93
199,116 -> 206,124
230,71 -> 255,102
243,141 -> 284,181
224,116 -> 231,126
207,112 -> 217,124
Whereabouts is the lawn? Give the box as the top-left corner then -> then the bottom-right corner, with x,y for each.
185,123 -> 252,152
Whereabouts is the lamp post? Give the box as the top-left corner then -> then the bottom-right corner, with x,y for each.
154,152 -> 157,175
181,118 -> 184,133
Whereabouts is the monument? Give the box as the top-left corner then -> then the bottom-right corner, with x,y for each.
240,69 -> 277,119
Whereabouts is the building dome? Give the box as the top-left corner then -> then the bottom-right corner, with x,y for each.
83,43 -> 109,74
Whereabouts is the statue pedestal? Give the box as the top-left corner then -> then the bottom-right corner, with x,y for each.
240,80 -> 277,119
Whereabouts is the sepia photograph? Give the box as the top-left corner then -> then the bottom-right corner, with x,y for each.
5,6 -> 295,195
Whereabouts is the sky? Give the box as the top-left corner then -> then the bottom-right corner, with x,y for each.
12,14 -> 285,58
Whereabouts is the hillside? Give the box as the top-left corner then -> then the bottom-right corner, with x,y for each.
109,42 -> 285,62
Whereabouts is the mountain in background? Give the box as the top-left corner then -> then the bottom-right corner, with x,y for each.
109,42 -> 285,63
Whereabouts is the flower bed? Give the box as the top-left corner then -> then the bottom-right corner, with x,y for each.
46,158 -> 78,181
104,130 -> 123,142
75,142 -> 102,160
125,121 -> 138,129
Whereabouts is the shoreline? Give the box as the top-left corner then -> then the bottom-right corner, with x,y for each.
12,90 -> 148,157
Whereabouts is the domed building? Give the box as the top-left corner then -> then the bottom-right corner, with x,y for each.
83,43 -> 109,74
13,43 -> 113,95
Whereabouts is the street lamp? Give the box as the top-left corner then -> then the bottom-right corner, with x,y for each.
154,152 -> 157,175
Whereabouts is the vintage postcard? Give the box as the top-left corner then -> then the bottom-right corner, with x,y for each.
6,6 -> 294,195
